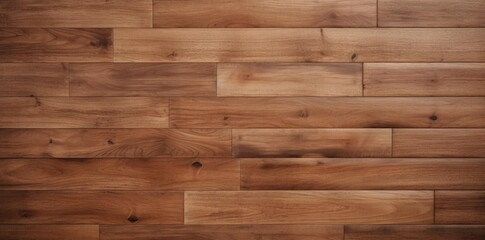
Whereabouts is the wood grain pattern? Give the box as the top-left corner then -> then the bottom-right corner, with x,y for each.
378,0 -> 485,27
0,97 -> 168,128
393,129 -> 485,157
185,191 -> 434,224
0,28 -> 112,62
0,225 -> 99,240
217,63 -> 362,96
364,63 -> 485,96
241,158 -> 485,190
0,63 -> 69,96
153,0 -> 376,27
101,225 -> 343,240
0,191 -> 183,224
436,191 -> 485,224
345,225 -> 485,240
70,63 -> 216,97
170,97 -> 485,128
0,129 -> 231,158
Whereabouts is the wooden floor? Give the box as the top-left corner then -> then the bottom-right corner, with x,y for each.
0,0 -> 484,239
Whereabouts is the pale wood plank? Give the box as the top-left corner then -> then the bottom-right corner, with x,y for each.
0,225 -> 99,240
436,191 -> 485,224
345,225 -> 485,240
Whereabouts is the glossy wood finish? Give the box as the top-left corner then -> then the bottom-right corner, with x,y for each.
436,191 -> 485,224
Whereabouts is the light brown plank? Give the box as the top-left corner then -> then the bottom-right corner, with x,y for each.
0,225 -> 99,240
344,225 -> 485,240
170,97 -> 485,128
0,28 -> 112,62
0,191 -> 183,224
101,225 -> 342,240
153,0 -> 376,27
114,28 -> 485,62
241,158 -> 485,190
70,63 -> 216,97
0,158 -> 239,190
185,191 -> 433,224
393,129 -> 485,157
217,63 -> 362,96
0,63 -> 69,96
0,129 -> 231,158
233,129 -> 391,158
436,191 -> 485,224
0,97 -> 168,128
0,0 -> 151,27
378,0 -> 485,27
364,63 -> 485,96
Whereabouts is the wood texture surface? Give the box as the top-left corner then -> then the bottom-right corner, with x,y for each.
0,225 -> 99,240
344,225 -> 485,240
436,191 -> 485,224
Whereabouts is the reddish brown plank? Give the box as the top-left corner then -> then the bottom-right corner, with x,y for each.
345,225 -> 485,240
436,191 -> 485,224
0,225 -> 99,240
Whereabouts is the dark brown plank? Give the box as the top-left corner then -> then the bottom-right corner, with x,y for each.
0,129 -> 231,158
436,191 -> 485,224
345,225 -> 485,240
0,225 -> 99,240
393,129 -> 485,157
0,191 -> 183,224
241,158 -> 485,190
0,97 -> 168,128
0,28 -> 112,62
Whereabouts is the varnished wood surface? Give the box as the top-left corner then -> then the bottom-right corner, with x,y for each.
345,225 -> 485,240
0,225 -> 99,240
435,191 -> 485,224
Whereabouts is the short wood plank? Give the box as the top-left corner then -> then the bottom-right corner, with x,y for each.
0,129 -> 231,158
241,158 -> 485,190
364,63 -> 485,96
0,97 -> 168,128
0,158 -> 239,190
393,129 -> 485,157
378,0 -> 485,27
345,225 -> 485,240
0,191 -> 183,224
0,28 -> 112,62
153,0 -> 376,27
217,63 -> 362,96
185,191 -> 433,224
0,225 -> 99,240
436,191 -> 485,224
0,0 -> 151,27
70,63 -> 216,96
0,63 -> 69,96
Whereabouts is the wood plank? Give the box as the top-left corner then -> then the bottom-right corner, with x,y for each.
364,63 -> 485,96
0,191 -> 183,224
344,225 -> 485,240
393,129 -> 485,157
436,191 -> 485,224
0,158 -> 239,190
0,129 -> 231,158
101,225 -> 342,240
378,0 -> 485,27
153,0 -> 376,27
0,97 -> 168,128
217,63 -> 362,96
241,158 -> 485,190
70,63 -> 216,97
0,28 -> 112,62
114,28 -> 485,62
0,0 -> 151,27
233,129 -> 391,158
0,225 -> 99,240
0,63 -> 69,96
185,191 -> 434,224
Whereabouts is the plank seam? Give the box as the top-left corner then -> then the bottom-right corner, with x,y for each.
376,0 -> 379,27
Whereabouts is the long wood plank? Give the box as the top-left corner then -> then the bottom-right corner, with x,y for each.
0,225 -> 99,240
344,225 -> 485,240
0,129 -> 231,158
0,0 -> 151,27
217,63 -> 362,96
153,0 -> 376,27
364,63 -> 485,96
114,28 -> 485,62
0,158 -> 239,190
436,191 -> 485,224
0,63 -> 69,96
101,225 -> 342,240
241,158 -> 485,190
70,63 -> 216,96
185,191 -> 433,224
0,191 -> 183,224
0,97 -> 168,128
378,0 -> 485,27
393,129 -> 485,157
